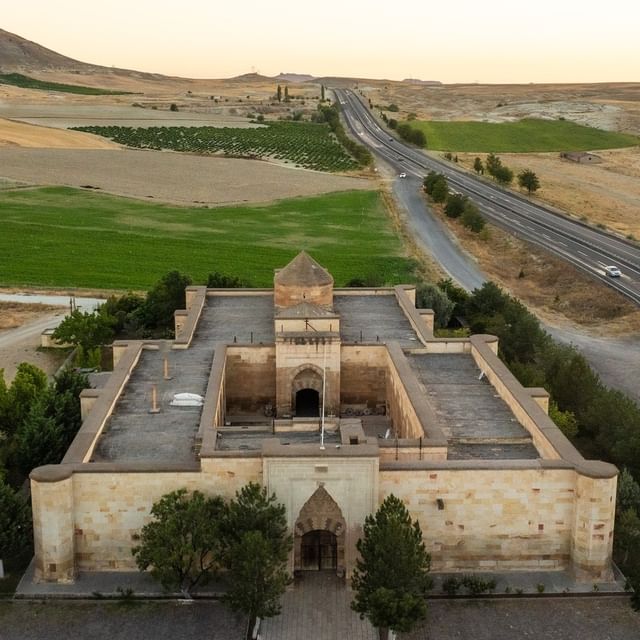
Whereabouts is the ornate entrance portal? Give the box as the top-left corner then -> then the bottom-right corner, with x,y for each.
301,530 -> 337,570
294,486 -> 346,576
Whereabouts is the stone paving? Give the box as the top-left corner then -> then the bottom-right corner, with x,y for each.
261,572 -> 377,640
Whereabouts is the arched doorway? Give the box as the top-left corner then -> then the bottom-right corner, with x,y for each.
295,388 -> 319,417
294,486 -> 346,576
291,367 -> 323,417
301,530 -> 337,570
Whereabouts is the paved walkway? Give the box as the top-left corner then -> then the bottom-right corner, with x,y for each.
261,572 -> 376,640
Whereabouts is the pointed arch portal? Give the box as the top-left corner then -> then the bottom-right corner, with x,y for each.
294,485 -> 346,574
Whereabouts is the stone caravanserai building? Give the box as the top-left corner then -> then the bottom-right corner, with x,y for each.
30,252 -> 617,584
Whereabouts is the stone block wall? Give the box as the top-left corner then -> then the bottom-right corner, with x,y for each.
340,345 -> 387,411
31,458 -> 262,580
380,465 -> 615,579
225,346 -> 276,414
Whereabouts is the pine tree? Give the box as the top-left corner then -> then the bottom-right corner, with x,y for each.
351,495 -> 431,640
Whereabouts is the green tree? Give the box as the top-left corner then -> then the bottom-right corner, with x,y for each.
617,468 -> 640,515
444,193 -> 467,219
284,85 -> 289,102
132,489 -> 226,597
0,476 -> 32,560
416,283 -> 455,329
485,152 -> 502,176
387,104 -> 399,112
614,508 -> 640,565
277,84 -> 282,102
461,201 -> 486,232
549,401 -> 578,439
225,530 -> 291,640
137,270 -> 192,336
351,495 -> 432,640
52,309 -> 115,357
321,84 -> 325,101
473,157 -> 484,174
518,169 -> 540,195
493,165 -> 514,185
98,292 -> 145,336
221,483 -> 292,638
430,179 -> 449,204
4,363 -> 48,437
14,396 -> 65,476
423,171 -> 442,194
206,272 -> 250,288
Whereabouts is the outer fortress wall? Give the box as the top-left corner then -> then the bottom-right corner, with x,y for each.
379,463 -> 616,580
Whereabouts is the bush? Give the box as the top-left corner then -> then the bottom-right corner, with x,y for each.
416,283 -> 455,329
442,576 -> 461,595
461,202 -> 486,232
169,103 -> 179,112
445,193 -> 467,219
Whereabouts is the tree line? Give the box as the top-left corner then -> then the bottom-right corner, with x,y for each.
0,366 -> 89,569
423,171 -> 486,233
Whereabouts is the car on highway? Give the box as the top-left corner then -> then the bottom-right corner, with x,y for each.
399,172 -> 407,178
604,265 -> 622,277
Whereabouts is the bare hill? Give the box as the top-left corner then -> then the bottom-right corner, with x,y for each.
0,28 -> 99,71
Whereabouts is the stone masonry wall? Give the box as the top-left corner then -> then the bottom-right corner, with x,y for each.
340,345 -> 387,411
381,467 -> 574,571
225,346 -> 276,414
32,459 -> 262,577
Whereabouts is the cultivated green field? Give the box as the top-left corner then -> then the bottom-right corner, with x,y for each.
0,72 -> 133,95
0,187 -> 415,289
405,118 -> 639,152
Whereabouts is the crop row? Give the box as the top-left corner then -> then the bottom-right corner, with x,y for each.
72,122 -> 360,172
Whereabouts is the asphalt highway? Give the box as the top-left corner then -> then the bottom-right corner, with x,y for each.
334,88 -> 640,305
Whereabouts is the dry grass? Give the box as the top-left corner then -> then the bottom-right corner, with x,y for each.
455,150 -> 640,239
428,199 -> 640,334
0,117 -> 118,148
0,148 -> 373,206
0,301 -> 63,330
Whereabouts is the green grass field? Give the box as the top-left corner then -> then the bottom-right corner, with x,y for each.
0,187 -> 415,290
0,73 -> 133,96
405,118 -> 639,152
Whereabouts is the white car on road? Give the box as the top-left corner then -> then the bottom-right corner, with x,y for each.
398,172 -> 407,178
604,265 -> 622,277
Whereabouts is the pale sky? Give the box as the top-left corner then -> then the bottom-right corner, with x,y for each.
3,0 -> 639,83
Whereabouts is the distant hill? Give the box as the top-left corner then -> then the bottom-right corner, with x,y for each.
226,72 -> 274,83
0,28 -> 99,71
0,28 -> 167,81
275,72 -> 316,83
402,78 -> 442,86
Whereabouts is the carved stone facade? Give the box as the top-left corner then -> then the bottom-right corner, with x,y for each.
294,485 -> 346,574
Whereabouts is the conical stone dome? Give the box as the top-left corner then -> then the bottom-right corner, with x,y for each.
274,251 -> 333,308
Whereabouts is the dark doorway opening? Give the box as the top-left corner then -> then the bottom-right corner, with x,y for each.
295,388 -> 320,417
301,530 -> 337,571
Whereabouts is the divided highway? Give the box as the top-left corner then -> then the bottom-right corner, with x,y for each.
334,88 -> 640,306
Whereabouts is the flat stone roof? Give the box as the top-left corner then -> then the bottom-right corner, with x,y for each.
201,294 -> 275,343
91,344 -> 214,463
92,295 -> 275,463
407,353 -> 539,460
333,294 -> 421,346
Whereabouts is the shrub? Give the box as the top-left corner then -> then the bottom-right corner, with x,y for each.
461,202 -> 486,232
442,576 -> 461,595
